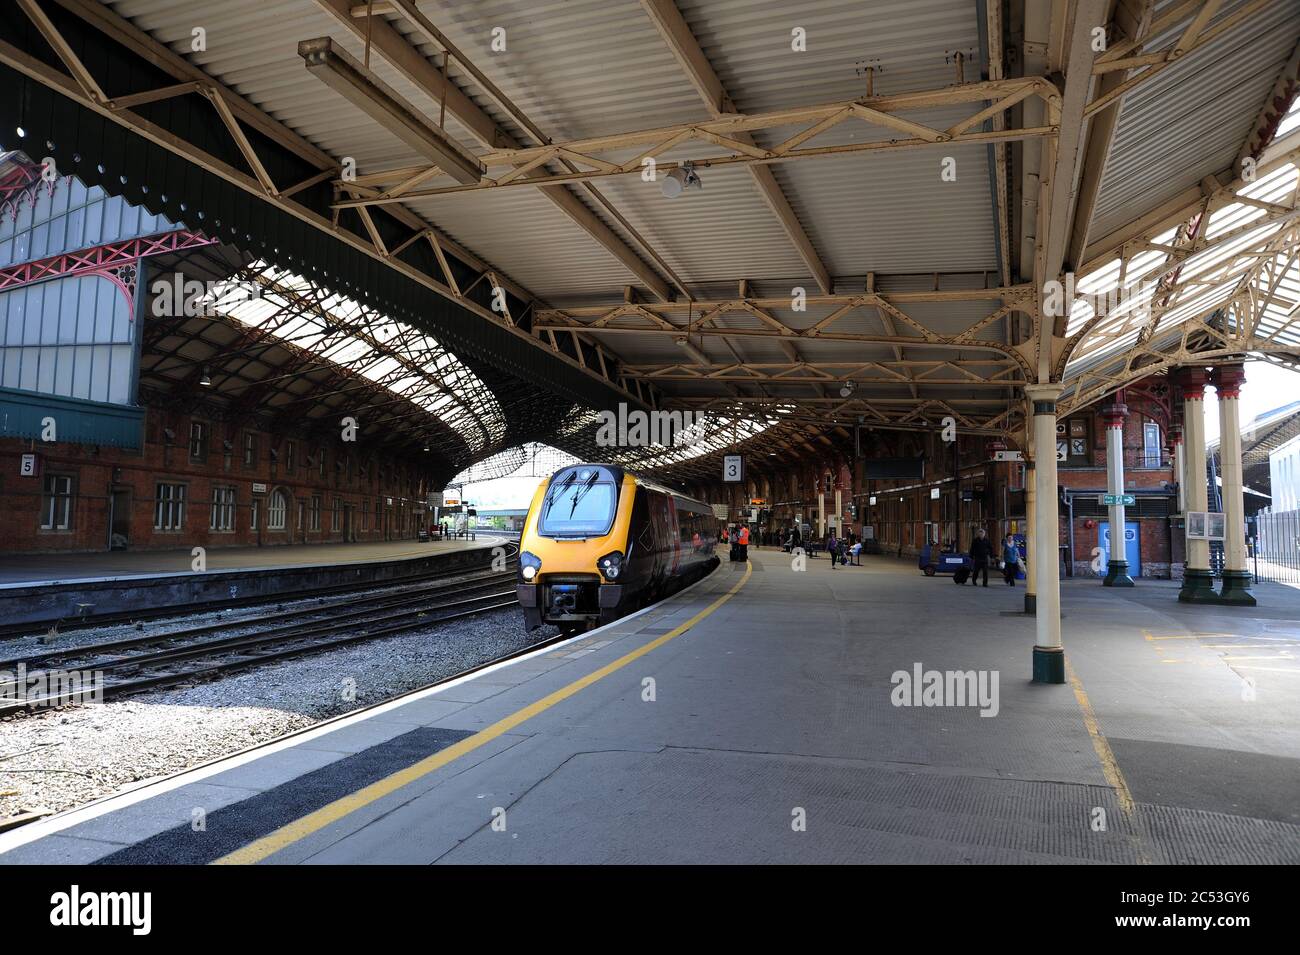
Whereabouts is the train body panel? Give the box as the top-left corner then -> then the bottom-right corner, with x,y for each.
517,463 -> 720,631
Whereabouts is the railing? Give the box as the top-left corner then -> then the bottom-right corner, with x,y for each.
1251,509 -> 1300,585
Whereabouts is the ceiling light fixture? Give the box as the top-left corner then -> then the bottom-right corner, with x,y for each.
838,380 -> 855,398
299,37 -> 485,185
199,366 -> 212,387
662,161 -> 702,198
675,336 -> 710,366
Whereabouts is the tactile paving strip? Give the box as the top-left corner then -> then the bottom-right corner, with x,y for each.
93,726 -> 473,865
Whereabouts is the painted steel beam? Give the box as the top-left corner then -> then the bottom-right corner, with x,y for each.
639,0 -> 832,294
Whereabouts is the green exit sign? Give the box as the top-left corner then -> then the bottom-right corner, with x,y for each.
1103,493 -> 1136,506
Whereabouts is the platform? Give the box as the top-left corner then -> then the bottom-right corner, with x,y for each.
0,537 -> 508,630
1,547 -> 1296,865
0,537 -> 504,586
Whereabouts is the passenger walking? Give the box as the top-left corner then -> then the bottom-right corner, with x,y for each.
1001,535 -> 1020,586
969,527 -> 994,587
827,530 -> 840,567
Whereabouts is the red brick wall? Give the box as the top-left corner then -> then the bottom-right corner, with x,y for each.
1057,391 -> 1177,578
1068,514 -> 1174,579
0,408 -> 434,554
846,433 -> 1025,557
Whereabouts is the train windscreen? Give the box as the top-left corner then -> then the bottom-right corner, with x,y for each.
537,470 -> 618,538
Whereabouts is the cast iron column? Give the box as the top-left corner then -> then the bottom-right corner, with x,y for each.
1177,368 -> 1216,602
1102,398 -> 1135,586
1025,384 -> 1064,683
1213,364 -> 1256,605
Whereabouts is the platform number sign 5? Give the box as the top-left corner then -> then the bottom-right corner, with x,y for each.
20,453 -> 39,477
723,454 -> 744,483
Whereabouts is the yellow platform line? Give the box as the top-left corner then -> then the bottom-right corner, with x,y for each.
1064,657 -> 1149,863
214,561 -> 754,865
1143,631 -> 1237,641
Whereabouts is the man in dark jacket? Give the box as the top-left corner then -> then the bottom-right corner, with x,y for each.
969,528 -> 995,587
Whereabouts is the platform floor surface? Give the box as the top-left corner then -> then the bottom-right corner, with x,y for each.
0,537 -> 500,584
1,547 -> 1296,864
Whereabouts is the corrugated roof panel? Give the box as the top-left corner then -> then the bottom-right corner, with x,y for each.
109,0 -> 485,166
107,0 -> 999,304
582,163 -> 812,291
1089,0 -> 1300,242
677,0 -> 983,110
403,186 -> 650,305
674,0 -> 998,281
768,140 -> 998,276
398,0 -> 711,141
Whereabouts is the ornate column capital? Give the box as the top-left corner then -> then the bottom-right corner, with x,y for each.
1101,401 -> 1129,430
1176,366 -> 1211,401
1212,363 -> 1245,400
1024,383 -> 1063,415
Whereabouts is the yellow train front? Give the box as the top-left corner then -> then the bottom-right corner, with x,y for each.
517,464 -> 720,632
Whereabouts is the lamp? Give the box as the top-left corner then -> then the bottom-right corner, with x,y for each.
675,336 -> 711,366
299,37 -> 485,185
662,161 -> 702,198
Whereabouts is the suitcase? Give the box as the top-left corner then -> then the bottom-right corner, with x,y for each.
953,566 -> 970,585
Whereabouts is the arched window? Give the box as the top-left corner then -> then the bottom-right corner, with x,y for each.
268,488 -> 288,530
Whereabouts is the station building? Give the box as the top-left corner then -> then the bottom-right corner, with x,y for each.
0,154 -> 470,553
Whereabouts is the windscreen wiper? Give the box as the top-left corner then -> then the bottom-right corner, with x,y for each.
544,471 -> 577,512
567,471 -> 600,519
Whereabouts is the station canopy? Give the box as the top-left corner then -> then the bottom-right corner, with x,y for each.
2,0 -> 1298,483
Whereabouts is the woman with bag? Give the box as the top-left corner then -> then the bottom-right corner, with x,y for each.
1001,535 -> 1020,586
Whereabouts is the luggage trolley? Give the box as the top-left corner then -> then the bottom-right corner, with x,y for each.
919,542 -> 973,581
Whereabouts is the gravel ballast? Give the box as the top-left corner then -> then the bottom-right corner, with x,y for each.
1,607 -> 557,822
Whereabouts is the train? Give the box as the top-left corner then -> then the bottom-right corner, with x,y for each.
516,463 -> 721,632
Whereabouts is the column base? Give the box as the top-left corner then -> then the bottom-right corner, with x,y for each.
1178,568 -> 1218,603
1024,592 -> 1036,614
1216,570 -> 1257,606
1032,645 -> 1066,684
1102,559 -> 1135,587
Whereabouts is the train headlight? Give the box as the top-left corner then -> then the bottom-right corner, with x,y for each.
598,551 -> 623,581
520,551 -> 542,582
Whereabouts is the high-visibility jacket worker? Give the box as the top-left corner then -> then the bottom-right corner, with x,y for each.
722,527 -> 729,543
738,526 -> 750,546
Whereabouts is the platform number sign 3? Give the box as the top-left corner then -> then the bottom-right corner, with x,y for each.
723,454 -> 744,483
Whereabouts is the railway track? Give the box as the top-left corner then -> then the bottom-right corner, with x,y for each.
0,540 -> 519,640
0,567 -> 520,715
